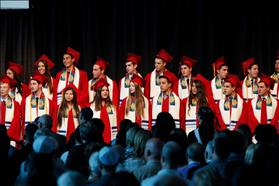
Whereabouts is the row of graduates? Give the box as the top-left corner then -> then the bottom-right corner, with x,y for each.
1,47 -> 279,145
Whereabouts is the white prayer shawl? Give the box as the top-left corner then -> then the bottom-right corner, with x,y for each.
184,99 -> 198,135
219,94 -> 243,130
178,78 -> 191,99
57,117 -> 79,136
57,67 -> 80,105
90,103 -> 118,141
211,77 -> 224,101
242,76 -> 260,100
119,73 -> 143,104
88,76 -> 114,103
150,70 -> 162,99
152,92 -> 181,128
42,77 -> 54,100
123,96 -> 150,130
1,100 -> 15,129
251,96 -> 277,124
270,74 -> 279,99
24,95 -> 50,125
9,87 -> 22,104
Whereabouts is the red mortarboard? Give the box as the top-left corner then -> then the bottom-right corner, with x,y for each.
66,47 -> 80,65
241,58 -> 255,76
30,73 -> 48,86
0,75 -> 17,88
130,74 -> 143,87
211,57 -> 226,76
8,62 -> 23,77
260,74 -> 275,90
194,74 -> 211,95
62,84 -> 79,94
180,56 -> 197,68
275,49 -> 279,60
93,78 -> 110,91
224,74 -> 240,88
34,54 -> 55,70
159,70 -> 174,84
126,53 -> 142,64
96,57 -> 110,70
156,49 -> 173,63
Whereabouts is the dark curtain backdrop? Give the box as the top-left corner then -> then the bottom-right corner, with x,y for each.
1,0 -> 278,82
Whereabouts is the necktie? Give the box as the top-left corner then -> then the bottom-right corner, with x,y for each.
260,98 -> 267,124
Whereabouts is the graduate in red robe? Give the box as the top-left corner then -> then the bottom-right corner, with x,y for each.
55,47 -> 88,106
119,53 -> 142,105
173,56 -> 197,100
90,78 -> 118,144
144,49 -> 178,100
88,57 -> 119,107
118,74 -> 151,130
214,75 -> 247,131
33,54 -> 57,103
6,61 -> 29,104
0,75 -> 22,143
245,76 -> 279,133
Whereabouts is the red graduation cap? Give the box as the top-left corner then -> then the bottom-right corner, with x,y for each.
194,74 -> 211,95
180,56 -> 197,68
0,75 -> 17,88
96,57 -> 110,70
126,53 -> 142,65
211,57 -> 226,76
62,84 -> 79,94
130,74 -> 143,87
156,49 -> 173,63
224,74 -> 240,88
275,49 -> 279,60
93,78 -> 110,91
34,54 -> 55,70
260,74 -> 275,90
30,73 -> 48,86
241,58 -> 255,76
159,70 -> 174,84
66,47 -> 80,65
7,62 -> 23,77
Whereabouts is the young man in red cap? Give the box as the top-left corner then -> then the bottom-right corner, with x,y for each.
22,73 -> 56,128
210,57 -> 229,102
240,58 -> 260,100
214,75 -> 247,130
245,76 -> 279,133
0,75 -> 22,144
270,52 -> 279,99
119,53 -> 142,105
151,71 -> 182,128
88,57 -> 119,106
144,49 -> 178,100
56,47 -> 88,106
174,56 -> 197,99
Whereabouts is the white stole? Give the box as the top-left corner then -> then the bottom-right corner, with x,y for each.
211,76 -> 224,101
24,95 -> 50,124
152,92 -> 181,128
251,96 -> 277,124
242,76 -> 260,100
57,117 -> 79,136
219,94 -> 243,130
184,99 -> 197,135
57,67 -> 80,105
42,77 -> 54,100
1,100 -> 15,129
178,78 -> 190,99
90,103 -> 118,141
150,70 -> 162,99
270,74 -> 279,99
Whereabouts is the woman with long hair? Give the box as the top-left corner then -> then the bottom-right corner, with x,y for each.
6,62 -> 28,104
181,74 -> 215,135
90,78 -> 118,144
55,85 -> 80,141
119,74 -> 151,130
33,54 -> 57,102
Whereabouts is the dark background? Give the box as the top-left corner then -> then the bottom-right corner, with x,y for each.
0,0 -> 278,82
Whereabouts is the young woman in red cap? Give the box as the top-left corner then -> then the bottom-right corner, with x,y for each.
90,78 -> 118,144
33,54 -> 57,103
55,85 -> 81,141
118,74 -> 151,130
6,62 -> 29,104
